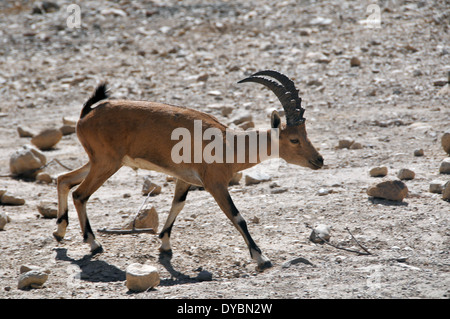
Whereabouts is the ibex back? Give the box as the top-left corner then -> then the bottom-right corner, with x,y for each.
54,70 -> 323,271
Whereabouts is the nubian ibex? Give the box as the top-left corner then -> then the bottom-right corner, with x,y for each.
54,70 -> 323,271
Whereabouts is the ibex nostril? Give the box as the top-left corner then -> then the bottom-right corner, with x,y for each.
317,156 -> 324,165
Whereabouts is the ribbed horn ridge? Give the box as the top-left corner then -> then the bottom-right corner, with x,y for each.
238,70 -> 305,126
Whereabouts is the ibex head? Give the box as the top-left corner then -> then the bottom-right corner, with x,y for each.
238,70 -> 324,170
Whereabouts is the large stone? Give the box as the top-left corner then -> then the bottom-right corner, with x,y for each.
18,266 -> 50,290
244,171 -> 271,186
1,193 -> 25,206
9,145 -> 47,177
369,166 -> 388,177
397,168 -> 415,180
123,207 -> 159,231
37,201 -> 58,218
309,224 -> 331,243
126,263 -> 160,292
439,158 -> 450,174
429,180 -> 444,194
142,177 -> 162,196
31,128 -> 62,150
442,181 -> 450,201
367,180 -> 408,201
442,132 -> 450,154
0,212 -> 11,230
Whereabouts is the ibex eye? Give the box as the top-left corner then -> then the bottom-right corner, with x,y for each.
290,139 -> 299,144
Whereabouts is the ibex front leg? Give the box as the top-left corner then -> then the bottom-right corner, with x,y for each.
206,184 -> 272,271
54,163 -> 90,242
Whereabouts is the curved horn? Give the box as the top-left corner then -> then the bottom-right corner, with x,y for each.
238,70 -> 305,126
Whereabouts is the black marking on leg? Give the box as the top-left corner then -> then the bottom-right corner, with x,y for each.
227,195 -> 240,217
159,224 -> 173,239
178,188 -> 189,202
83,219 -> 95,242
56,209 -> 69,225
237,219 -> 261,257
72,192 -> 90,204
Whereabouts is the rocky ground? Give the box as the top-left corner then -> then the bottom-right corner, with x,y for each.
0,0 -> 449,300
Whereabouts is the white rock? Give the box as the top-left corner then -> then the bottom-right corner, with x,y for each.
309,17 -> 333,26
31,128 -> 62,150
439,158 -> 450,174
397,168 -> 415,180
100,8 -> 127,17
244,171 -> 271,185
0,212 -> 11,230
9,145 -> 47,177
370,166 -> 388,177
309,224 -> 331,243
429,180 -> 444,194
126,263 -> 160,292
18,266 -> 50,290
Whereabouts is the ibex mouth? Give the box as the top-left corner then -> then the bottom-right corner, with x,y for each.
308,158 -> 324,169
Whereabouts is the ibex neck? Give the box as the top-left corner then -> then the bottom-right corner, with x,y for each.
229,128 -> 279,172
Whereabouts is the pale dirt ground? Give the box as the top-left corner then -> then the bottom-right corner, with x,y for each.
0,0 -> 449,299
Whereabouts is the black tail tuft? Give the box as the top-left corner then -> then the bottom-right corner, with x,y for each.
80,82 -> 109,118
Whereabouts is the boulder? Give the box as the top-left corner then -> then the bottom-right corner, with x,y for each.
123,207 -> 158,231
429,180 -> 444,194
17,126 -> 35,138
0,212 -> 11,230
0,193 -> 25,206
37,201 -> 58,218
443,181 -> 450,201
142,177 -> 162,196
397,168 -> 415,180
31,128 -> 62,150
244,171 -> 271,186
126,263 -> 160,292
369,166 -> 388,177
439,158 -> 450,174
36,172 -> 53,184
9,145 -> 46,177
18,266 -> 50,290
337,138 -> 354,149
309,224 -> 331,243
442,132 -> 450,154
367,180 -> 408,201
350,56 -> 361,67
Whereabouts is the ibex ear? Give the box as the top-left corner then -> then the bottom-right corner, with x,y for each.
271,110 -> 281,129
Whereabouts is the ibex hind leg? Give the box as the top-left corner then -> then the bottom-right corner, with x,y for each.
53,163 -> 91,242
72,162 -> 121,254
159,179 -> 191,253
206,184 -> 272,272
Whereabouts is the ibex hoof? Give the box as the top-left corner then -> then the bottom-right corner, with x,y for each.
256,260 -> 273,272
53,232 -> 64,242
90,245 -> 104,255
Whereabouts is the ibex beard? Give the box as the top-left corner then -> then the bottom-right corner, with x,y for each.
53,70 -> 323,272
